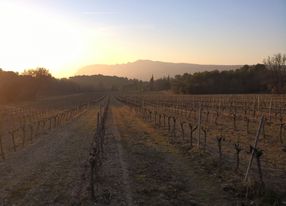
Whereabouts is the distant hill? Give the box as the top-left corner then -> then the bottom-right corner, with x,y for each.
76,60 -> 241,80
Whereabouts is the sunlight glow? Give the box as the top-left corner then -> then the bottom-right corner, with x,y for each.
0,1 -> 285,77
0,2 -> 87,77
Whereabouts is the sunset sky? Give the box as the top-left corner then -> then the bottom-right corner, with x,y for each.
0,0 -> 285,78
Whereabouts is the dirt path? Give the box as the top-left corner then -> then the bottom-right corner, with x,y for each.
110,102 -> 237,206
0,107 -> 99,205
109,111 -> 134,205
87,107 -> 134,206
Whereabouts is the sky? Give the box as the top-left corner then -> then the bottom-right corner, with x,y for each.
0,0 -> 285,77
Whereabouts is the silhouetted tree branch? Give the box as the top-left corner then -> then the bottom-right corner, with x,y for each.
264,53 -> 286,93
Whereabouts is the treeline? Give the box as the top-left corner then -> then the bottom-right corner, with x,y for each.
0,69 -> 147,104
152,54 -> 286,94
1,54 -> 284,103
0,68 -> 82,104
69,75 -> 145,91
150,64 -> 279,94
170,64 -> 271,94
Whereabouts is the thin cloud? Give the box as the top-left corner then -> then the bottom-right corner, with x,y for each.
82,11 -> 117,15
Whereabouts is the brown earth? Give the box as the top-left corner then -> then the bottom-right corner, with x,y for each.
108,101 -> 238,206
0,107 -> 99,205
1,98 -> 278,205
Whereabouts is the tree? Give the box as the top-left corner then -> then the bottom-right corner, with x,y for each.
149,74 -> 154,91
22,67 -> 52,78
264,53 -> 286,93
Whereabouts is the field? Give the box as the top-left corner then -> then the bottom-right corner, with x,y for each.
0,92 -> 286,205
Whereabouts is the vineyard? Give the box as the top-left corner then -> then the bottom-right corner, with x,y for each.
116,94 -> 286,199
0,92 -> 286,205
0,93 -> 105,159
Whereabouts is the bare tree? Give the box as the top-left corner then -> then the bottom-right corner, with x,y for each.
264,53 -> 286,93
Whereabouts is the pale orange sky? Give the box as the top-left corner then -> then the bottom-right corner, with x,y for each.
0,0 -> 285,78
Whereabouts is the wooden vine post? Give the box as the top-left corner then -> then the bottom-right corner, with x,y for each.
9,130 -> 17,152
168,116 -> 171,132
197,106 -> 202,148
245,117 -> 250,134
22,125 -> 26,147
89,150 -> 96,200
279,117 -> 284,144
216,136 -> 223,162
188,124 -> 197,148
158,114 -> 161,128
180,121 -> 185,141
234,143 -> 242,171
268,98 -> 272,121
0,135 -> 5,160
29,124 -> 34,143
253,148 -> 264,186
244,115 -> 265,182
202,127 -> 207,150
172,117 -> 176,138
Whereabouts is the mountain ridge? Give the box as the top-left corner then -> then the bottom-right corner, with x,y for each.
76,60 -> 241,80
